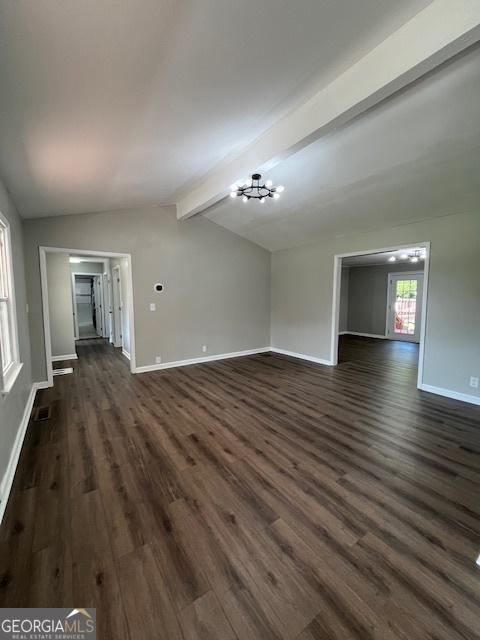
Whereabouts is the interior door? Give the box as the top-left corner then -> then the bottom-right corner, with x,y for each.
112,266 -> 122,348
93,276 -> 103,336
386,272 -> 424,343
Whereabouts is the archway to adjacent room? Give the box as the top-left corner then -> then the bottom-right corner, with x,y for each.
330,242 -> 430,390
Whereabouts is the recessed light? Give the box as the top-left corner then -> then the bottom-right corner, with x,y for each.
388,256 -> 396,262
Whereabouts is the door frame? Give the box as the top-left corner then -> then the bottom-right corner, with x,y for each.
111,264 -> 123,348
331,241 -> 430,390
385,271 -> 424,343
40,246 -> 136,387
71,271 -> 105,339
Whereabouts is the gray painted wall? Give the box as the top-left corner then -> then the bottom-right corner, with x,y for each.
271,212 -> 480,398
346,262 -> 422,336
0,179 -> 33,501
46,252 -> 76,357
23,206 -> 271,382
339,267 -> 349,332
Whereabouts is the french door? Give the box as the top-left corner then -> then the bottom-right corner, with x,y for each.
386,272 -> 423,343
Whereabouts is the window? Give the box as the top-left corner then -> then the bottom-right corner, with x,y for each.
0,213 -> 21,394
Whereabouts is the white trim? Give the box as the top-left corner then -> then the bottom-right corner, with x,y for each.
39,247 -> 54,388
1,362 -> 24,396
270,347 -> 333,366
51,353 -> 78,362
72,271 -> 105,338
39,246 -> 137,380
135,348 -> 271,374
339,332 -> 387,340
0,381 -> 46,524
419,384 -> 480,407
331,241 -> 431,390
71,272 -> 79,339
34,380 -> 51,390
112,265 -> 123,348
122,349 -> 131,361
0,210 -> 22,392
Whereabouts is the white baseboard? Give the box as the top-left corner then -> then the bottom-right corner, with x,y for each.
35,380 -> 52,390
0,381 -> 47,524
135,347 -> 270,374
51,353 -> 78,362
122,349 -> 131,361
419,384 -> 480,406
270,347 -> 333,366
339,331 -> 387,339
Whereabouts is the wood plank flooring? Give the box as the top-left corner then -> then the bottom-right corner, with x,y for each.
1,336 -> 479,639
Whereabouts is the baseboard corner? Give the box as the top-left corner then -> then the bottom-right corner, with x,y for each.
270,347 -> 333,366
419,383 -> 480,406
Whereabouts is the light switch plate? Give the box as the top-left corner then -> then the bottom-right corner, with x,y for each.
150,303 -> 156,311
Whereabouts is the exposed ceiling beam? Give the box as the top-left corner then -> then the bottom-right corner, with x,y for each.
177,0 -> 480,220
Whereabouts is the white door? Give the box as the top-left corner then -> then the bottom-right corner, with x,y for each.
386,272 -> 424,343
112,266 -> 122,348
93,276 -> 103,336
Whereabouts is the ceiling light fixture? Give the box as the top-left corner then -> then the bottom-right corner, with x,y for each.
388,249 -> 426,264
69,257 -> 82,263
230,174 -> 284,202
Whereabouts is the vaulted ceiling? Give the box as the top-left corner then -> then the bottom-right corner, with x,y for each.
0,1 -> 479,253
204,45 -> 480,250
0,0 -> 431,217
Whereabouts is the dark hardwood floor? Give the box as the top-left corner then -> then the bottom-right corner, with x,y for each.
1,336 -> 479,639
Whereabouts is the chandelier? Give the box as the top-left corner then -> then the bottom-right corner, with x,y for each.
388,248 -> 426,263
230,173 -> 284,203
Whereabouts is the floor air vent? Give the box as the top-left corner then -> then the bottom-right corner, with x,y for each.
53,367 -> 73,376
33,405 -> 51,421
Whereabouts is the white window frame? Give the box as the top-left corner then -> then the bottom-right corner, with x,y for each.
0,211 -> 22,395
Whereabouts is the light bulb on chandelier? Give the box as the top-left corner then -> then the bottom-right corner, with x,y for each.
229,174 -> 284,203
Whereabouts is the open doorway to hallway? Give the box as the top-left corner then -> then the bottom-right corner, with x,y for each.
39,247 -> 136,386
333,244 -> 429,388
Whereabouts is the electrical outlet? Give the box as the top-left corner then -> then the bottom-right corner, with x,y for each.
469,376 -> 479,389
150,303 -> 156,311
155,355 -> 162,364
202,345 -> 207,353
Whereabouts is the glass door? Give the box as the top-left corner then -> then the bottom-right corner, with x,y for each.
387,272 -> 423,343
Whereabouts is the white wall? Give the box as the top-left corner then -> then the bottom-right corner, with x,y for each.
272,212 -> 480,399
0,178 -> 33,516
46,252 -> 76,357
23,206 -> 271,381
339,267 -> 349,333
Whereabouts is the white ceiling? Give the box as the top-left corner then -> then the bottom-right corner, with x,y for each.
342,247 -> 426,267
0,0 -> 431,218
204,45 -> 480,251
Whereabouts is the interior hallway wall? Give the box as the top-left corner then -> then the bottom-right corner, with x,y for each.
46,252 -> 76,357
338,267 -> 349,332
0,178 -> 33,510
23,206 -> 271,382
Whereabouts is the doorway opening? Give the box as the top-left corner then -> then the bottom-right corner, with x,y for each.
39,246 -> 136,387
331,243 -> 429,389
